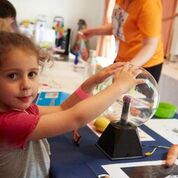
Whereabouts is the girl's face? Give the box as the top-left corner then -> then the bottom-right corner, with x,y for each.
0,48 -> 39,112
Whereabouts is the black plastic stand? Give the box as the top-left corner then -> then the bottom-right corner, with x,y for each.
96,121 -> 143,160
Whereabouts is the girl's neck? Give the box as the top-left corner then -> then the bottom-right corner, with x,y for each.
0,104 -> 25,113
0,103 -> 10,112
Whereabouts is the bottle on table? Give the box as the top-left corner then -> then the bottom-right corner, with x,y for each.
85,49 -> 96,78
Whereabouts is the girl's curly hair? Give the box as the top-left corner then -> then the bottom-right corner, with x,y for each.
0,31 -> 40,66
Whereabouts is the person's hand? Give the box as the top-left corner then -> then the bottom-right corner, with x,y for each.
165,144 -> 178,167
93,62 -> 125,85
78,29 -> 93,40
81,62 -> 125,93
113,63 -> 144,94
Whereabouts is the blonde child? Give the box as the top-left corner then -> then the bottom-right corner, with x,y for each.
0,31 -> 143,178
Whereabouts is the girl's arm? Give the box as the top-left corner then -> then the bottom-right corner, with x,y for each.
38,62 -> 124,115
130,37 -> 159,66
29,64 -> 143,140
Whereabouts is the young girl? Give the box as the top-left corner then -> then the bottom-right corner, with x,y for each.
0,31 -> 143,178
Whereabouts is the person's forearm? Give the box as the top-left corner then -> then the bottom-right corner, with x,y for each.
30,82 -> 123,140
87,23 -> 113,36
60,76 -> 96,110
60,62 -> 123,110
38,76 -> 96,115
72,82 -> 123,127
130,38 -> 158,66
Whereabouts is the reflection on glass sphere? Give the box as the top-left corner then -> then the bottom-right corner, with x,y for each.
96,66 -> 159,127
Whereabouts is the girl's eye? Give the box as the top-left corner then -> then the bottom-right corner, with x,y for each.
28,71 -> 38,78
7,73 -> 17,79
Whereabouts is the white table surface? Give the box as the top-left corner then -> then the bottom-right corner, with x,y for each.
39,60 -> 85,94
39,59 -> 178,107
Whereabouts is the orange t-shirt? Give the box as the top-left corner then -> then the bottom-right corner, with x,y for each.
112,0 -> 164,67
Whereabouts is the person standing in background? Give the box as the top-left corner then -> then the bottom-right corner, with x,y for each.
81,0 -> 164,82
0,0 -> 53,66
0,18 -> 12,32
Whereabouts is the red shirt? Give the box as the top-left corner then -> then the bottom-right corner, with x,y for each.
0,104 -> 39,148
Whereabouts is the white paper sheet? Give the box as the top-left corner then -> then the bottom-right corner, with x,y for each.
145,119 -> 178,144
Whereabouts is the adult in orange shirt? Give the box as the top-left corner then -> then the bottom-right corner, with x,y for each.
81,0 -> 164,82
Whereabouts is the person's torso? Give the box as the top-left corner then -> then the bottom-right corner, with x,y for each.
112,0 -> 164,67
0,139 -> 50,178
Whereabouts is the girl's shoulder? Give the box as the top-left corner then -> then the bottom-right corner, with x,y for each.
0,103 -> 39,116
26,103 -> 39,115
0,104 -> 40,149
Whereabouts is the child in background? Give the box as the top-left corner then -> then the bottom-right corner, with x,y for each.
0,0 -> 19,32
0,31 -> 143,178
0,0 -> 52,66
0,18 -> 12,32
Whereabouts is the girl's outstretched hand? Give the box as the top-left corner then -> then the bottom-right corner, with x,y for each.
113,63 -> 144,94
80,62 -> 125,94
92,62 -> 125,85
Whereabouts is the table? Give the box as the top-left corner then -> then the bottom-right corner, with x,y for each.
35,91 -> 178,177
39,60 -> 85,94
48,119 -> 178,178
40,60 -> 178,107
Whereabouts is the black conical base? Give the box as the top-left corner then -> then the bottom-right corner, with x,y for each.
96,122 -> 143,160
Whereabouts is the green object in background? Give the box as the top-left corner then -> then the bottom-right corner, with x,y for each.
154,102 -> 177,118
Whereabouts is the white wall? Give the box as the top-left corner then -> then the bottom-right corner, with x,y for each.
10,0 -> 104,48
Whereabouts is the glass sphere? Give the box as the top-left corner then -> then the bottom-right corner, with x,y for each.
96,66 -> 160,127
